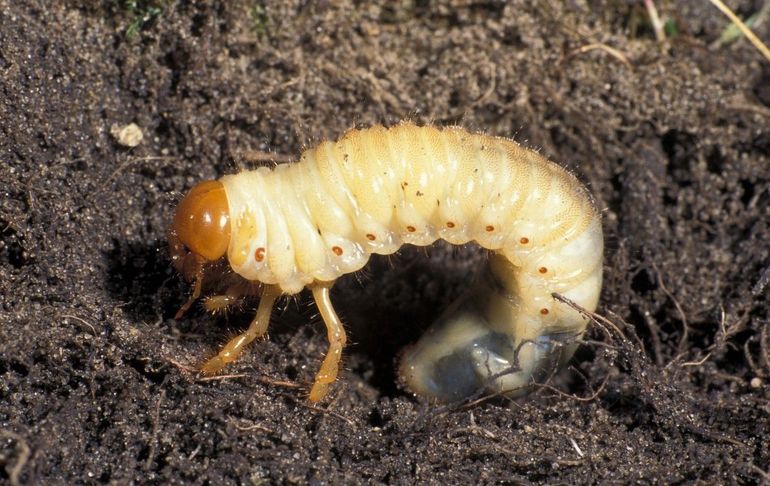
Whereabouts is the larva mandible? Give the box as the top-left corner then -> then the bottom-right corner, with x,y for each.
168,122 -> 603,403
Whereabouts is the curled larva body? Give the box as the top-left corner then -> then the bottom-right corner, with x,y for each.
169,122 -> 603,403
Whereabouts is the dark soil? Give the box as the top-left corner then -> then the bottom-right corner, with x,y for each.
2,1 -> 769,483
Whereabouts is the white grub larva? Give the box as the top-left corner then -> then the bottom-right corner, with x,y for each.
168,122 -> 603,403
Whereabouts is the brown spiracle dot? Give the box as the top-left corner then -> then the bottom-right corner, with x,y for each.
538,267 -> 548,274
332,246 -> 343,256
446,221 -> 455,228
540,308 -> 549,315
366,233 -> 376,241
254,247 -> 265,262
485,225 -> 494,232
406,225 -> 416,232
520,237 -> 529,245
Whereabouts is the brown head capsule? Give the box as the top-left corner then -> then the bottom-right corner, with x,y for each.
168,180 -> 231,317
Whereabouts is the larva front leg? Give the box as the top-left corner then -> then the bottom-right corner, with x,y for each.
308,282 -> 347,403
200,285 -> 281,375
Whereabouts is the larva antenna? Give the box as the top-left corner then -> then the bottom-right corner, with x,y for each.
175,264 -> 203,320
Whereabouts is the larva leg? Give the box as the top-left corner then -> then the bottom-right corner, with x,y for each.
202,281 -> 260,314
308,283 -> 347,402
200,284 -> 281,375
203,294 -> 241,314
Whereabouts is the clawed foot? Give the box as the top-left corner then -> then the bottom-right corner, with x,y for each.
200,353 -> 231,376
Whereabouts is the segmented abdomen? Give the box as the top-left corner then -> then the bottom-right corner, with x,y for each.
222,122 -> 601,318
219,122 -> 602,400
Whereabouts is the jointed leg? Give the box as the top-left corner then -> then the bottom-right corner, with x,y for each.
203,280 -> 261,314
308,283 -> 347,402
201,284 -> 281,375
175,264 -> 204,320
203,294 -> 241,314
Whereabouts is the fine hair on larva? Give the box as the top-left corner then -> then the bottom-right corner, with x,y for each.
168,121 -> 604,403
